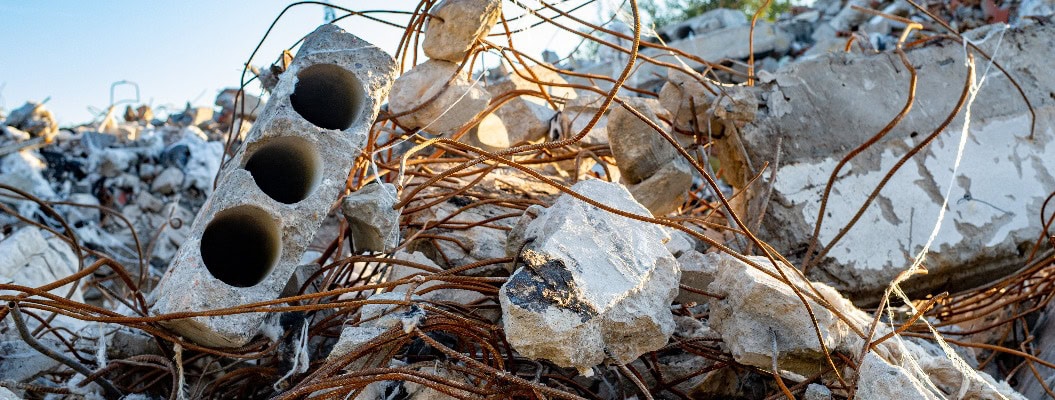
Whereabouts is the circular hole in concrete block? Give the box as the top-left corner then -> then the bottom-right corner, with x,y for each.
290,64 -> 364,130
200,205 -> 281,288
674,26 -> 693,40
244,136 -> 321,204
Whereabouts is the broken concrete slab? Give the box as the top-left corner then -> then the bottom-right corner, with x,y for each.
713,23 -> 1055,305
499,179 -> 680,373
341,182 -> 400,253
388,59 -> 490,135
656,8 -> 748,43
486,65 -> 578,146
151,24 -> 397,347
422,0 -> 502,62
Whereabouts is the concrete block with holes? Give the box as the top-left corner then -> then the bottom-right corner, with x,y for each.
150,24 -> 397,347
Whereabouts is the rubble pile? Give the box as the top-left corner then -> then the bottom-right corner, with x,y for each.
1,0 -> 1055,398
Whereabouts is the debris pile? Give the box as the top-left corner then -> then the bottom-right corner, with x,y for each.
1,0 -> 1054,398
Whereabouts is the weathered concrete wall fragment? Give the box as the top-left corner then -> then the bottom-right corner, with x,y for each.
151,24 -> 396,347
714,23 -> 1055,304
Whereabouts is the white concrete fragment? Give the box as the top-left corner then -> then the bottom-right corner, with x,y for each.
327,291 -> 423,363
341,182 -> 400,253
856,352 -> 934,400
151,167 -> 185,195
499,179 -> 680,373
422,0 -> 501,62
389,60 -> 491,135
0,339 -> 61,383
706,253 -> 870,376
0,151 -> 56,216
0,387 -> 19,400
486,66 -> 577,145
0,227 -> 83,303
803,383 -> 833,400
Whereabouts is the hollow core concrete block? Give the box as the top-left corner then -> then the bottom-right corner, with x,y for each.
150,24 -> 397,347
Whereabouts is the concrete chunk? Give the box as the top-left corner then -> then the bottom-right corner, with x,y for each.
486,66 -> 578,145
627,157 -> 693,215
706,253 -> 868,376
341,182 -> 400,253
499,179 -> 680,373
608,98 -> 676,183
389,60 -> 490,135
422,0 -> 502,62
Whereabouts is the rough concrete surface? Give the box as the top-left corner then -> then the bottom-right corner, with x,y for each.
388,59 -> 490,135
422,0 -> 502,62
715,22 -> 1055,304
500,179 -> 680,373
486,65 -> 578,146
342,182 -> 400,253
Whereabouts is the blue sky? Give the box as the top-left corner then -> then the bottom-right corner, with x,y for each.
1,1 -> 596,125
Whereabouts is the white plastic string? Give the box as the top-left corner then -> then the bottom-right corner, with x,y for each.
883,23 -> 1010,399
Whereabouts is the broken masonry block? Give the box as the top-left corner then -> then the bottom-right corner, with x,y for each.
150,24 -> 397,347
388,59 -> 490,135
341,182 -> 400,253
499,179 -> 680,374
421,0 -> 502,62
485,65 -> 578,146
